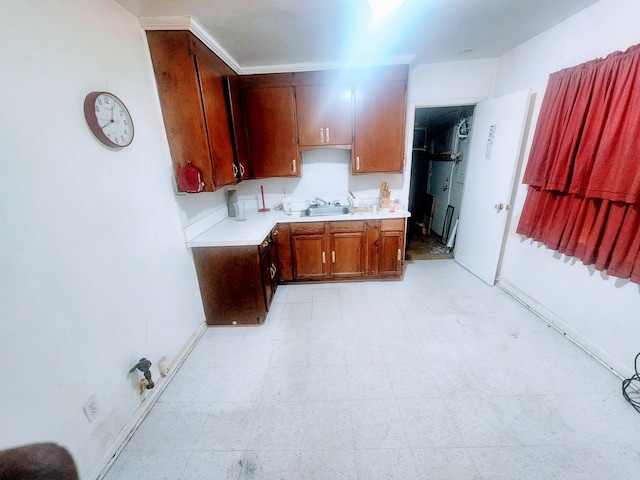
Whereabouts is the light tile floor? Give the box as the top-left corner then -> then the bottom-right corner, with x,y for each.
104,260 -> 640,480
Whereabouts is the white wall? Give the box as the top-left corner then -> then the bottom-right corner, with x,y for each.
0,1 -> 204,477
493,0 -> 640,376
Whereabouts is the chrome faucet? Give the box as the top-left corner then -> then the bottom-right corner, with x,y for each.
314,197 -> 329,206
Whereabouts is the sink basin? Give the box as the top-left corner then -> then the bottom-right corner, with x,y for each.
300,206 -> 350,217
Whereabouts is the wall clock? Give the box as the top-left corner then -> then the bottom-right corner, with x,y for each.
83,91 -> 134,148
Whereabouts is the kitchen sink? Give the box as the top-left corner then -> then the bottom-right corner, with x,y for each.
300,206 -> 350,217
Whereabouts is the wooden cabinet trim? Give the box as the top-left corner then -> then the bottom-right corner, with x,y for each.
239,65 -> 408,88
289,222 -> 326,235
380,219 -> 406,231
329,220 -> 365,233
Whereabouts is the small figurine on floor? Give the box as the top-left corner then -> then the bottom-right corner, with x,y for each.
129,357 -> 154,390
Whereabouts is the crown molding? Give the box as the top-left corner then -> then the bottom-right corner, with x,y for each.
240,54 -> 416,75
138,16 -> 414,76
139,16 -> 241,74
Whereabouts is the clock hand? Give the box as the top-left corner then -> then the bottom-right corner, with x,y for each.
100,106 -> 115,129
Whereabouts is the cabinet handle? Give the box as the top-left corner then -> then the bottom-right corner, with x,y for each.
320,128 -> 324,143
331,251 -> 335,263
356,156 -> 360,171
397,248 -> 402,261
270,263 -> 277,279
233,163 -> 238,176
273,229 -> 279,236
292,159 -> 297,174
326,127 -> 330,143
322,252 -> 326,264
239,163 -> 245,177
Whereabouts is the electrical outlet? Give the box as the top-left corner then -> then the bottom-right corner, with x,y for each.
83,395 -> 99,423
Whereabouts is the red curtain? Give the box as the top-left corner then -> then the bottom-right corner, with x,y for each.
517,44 -> 640,283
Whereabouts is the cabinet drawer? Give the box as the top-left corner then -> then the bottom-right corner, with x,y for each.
290,222 -> 326,235
380,219 -> 405,231
329,220 -> 365,233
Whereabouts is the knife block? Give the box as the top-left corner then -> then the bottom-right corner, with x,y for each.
379,182 -> 391,208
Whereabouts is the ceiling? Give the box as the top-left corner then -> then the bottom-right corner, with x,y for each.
114,0 -> 599,73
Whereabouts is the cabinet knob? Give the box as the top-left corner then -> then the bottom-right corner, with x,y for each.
495,203 -> 504,212
273,229 -> 279,236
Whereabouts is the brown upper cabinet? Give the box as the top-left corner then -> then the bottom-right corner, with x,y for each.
146,31 -> 240,191
225,75 -> 252,181
243,86 -> 300,178
239,66 -> 407,176
296,84 -> 353,147
353,77 -> 407,174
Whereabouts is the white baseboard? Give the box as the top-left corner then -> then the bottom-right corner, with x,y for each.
497,278 -> 628,379
91,322 -> 207,479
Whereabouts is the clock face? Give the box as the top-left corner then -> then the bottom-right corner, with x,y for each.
84,92 -> 134,148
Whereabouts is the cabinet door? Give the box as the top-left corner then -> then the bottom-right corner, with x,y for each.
260,241 -> 274,310
330,231 -> 366,278
379,225 -> 405,277
147,31 -> 214,190
226,76 -> 252,180
193,246 -> 266,325
292,234 -> 328,280
273,223 -> 293,282
195,46 -> 237,188
296,85 -> 352,146
353,80 -> 406,174
244,86 -> 299,178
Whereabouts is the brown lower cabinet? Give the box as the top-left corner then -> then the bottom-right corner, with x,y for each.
287,218 -> 405,281
192,231 -> 277,326
192,219 -> 405,325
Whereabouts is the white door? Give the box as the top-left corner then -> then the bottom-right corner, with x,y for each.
454,90 -> 531,285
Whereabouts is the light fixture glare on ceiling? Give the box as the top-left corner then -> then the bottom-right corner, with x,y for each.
368,0 -> 405,16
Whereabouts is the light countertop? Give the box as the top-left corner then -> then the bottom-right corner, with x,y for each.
187,208 -> 410,247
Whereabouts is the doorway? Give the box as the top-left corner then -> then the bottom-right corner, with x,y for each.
406,105 -> 475,260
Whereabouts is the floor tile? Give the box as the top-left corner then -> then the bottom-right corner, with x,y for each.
300,400 -> 354,450
194,402 -> 257,451
467,446 -> 546,480
412,448 -> 481,480
397,398 -> 466,448
347,363 -> 396,399
355,448 -> 418,480
350,399 -> 409,449
297,448 -> 358,480
247,401 -> 305,450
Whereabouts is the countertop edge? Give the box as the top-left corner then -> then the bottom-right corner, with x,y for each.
186,210 -> 411,248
